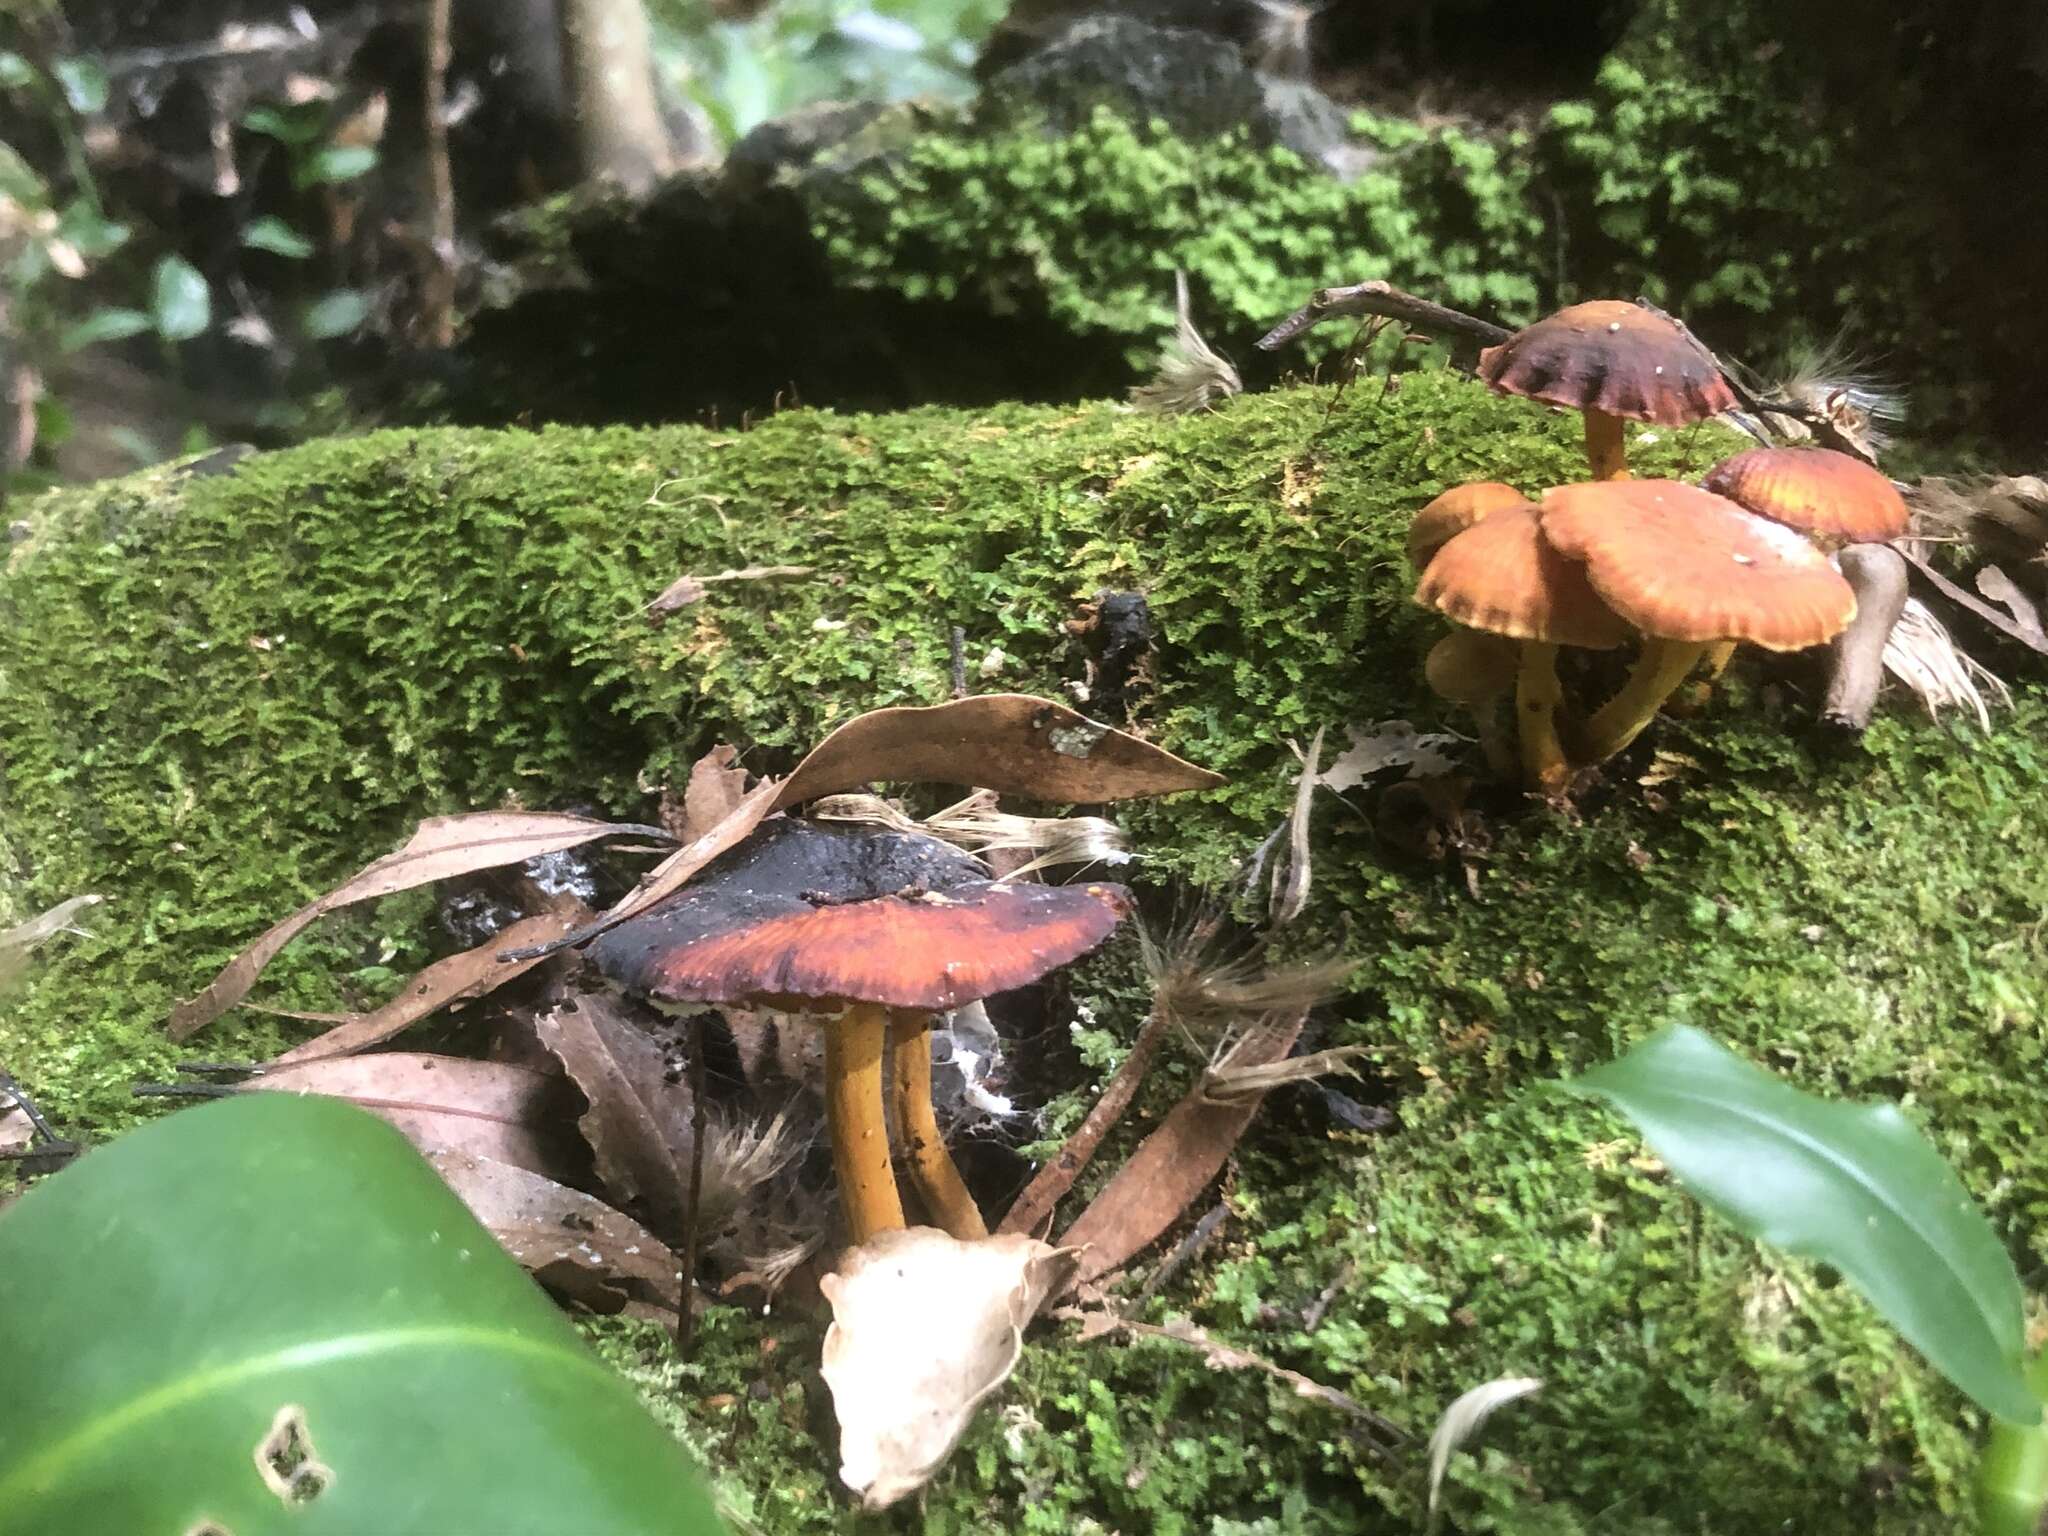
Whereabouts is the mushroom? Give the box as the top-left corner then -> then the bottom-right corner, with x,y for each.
1698,446 -> 1910,685
1476,301 -> 1736,482
1423,630 -> 1519,778
587,818 -> 1128,1243
1538,480 -> 1859,763
1408,481 -> 1530,571
1415,504 -> 1629,792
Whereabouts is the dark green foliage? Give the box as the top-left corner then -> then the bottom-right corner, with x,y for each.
3,373 -> 2044,1530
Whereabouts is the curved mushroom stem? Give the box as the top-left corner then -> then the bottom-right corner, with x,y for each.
889,1011 -> 988,1240
1581,638 -> 1713,763
1583,409 -> 1629,481
1700,640 -> 1739,681
824,1001 -> 905,1242
1821,544 -> 1909,730
1516,642 -> 1572,794
1472,697 -> 1517,780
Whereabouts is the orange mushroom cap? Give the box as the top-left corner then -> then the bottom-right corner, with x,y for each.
1408,481 -> 1530,570
1701,446 -> 1908,544
588,819 -> 1128,1012
1415,504 -> 1630,650
1539,480 -> 1857,651
1477,301 -> 1737,427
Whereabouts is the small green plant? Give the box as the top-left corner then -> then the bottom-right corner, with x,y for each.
1569,1026 -> 2046,1534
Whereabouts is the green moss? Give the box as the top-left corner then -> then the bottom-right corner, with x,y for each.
3,372 -> 2043,1530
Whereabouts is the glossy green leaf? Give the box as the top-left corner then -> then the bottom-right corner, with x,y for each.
241,102 -> 325,147
0,1094 -> 725,1535
242,215 -> 315,258
1567,1025 -> 2037,1423
150,254 -> 211,341
51,57 -> 108,114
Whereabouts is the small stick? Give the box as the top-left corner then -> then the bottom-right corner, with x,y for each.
1138,1200 -> 1228,1296
676,1021 -> 709,1358
949,626 -> 967,700
1258,279 -> 1509,355
995,999 -> 1174,1236
420,0 -> 458,347
0,1067 -> 61,1144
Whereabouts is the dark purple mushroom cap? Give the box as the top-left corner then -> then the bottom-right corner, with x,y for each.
586,818 -> 1128,1012
1478,301 -> 1737,427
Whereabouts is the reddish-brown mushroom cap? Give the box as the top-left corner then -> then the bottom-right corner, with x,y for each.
1477,301 -> 1737,427
1539,480 -> 1857,651
1701,446 -> 1908,544
587,818 -> 1128,1013
1408,482 -> 1530,570
1415,505 -> 1630,650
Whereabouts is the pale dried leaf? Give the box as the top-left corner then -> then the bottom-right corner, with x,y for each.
271,909 -> 581,1064
1202,1043 -> 1365,1104
1311,721 -> 1460,793
242,1052 -> 577,1175
171,812 -> 666,1039
0,1104 -> 30,1157
682,744 -> 753,843
1428,1375 -> 1544,1516
821,1227 -> 1082,1510
426,1147 -> 681,1313
1882,597 -> 2010,730
532,994 -> 695,1238
1975,565 -> 2046,645
1272,728 -> 1322,925
0,894 -> 103,991
1129,271 -> 1242,415
643,565 -> 815,624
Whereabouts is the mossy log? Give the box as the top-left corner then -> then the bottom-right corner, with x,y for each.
3,373 -> 2045,1531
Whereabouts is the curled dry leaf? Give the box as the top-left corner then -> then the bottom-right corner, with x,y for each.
644,564 -> 816,625
682,744 -> 753,843
241,1052 -> 581,1178
271,910 -> 582,1065
426,1147 -> 681,1315
820,1227 -> 1082,1510
0,1105 -> 30,1157
510,693 -> 1222,962
171,812 -> 669,1040
1311,721 -> 1462,793
532,994 -> 695,1240
776,694 -> 1223,809
1058,1013 -> 1308,1289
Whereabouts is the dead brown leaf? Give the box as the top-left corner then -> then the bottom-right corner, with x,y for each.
242,1052 -> 580,1176
682,744 -> 752,842
820,1227 -> 1082,1510
777,693 -> 1224,808
270,910 -> 582,1064
532,994 -> 694,1239
426,1147 -> 681,1314
1057,1012 -> 1308,1289
171,812 -> 667,1039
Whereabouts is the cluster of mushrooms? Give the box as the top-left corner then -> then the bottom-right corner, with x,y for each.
1409,301 -> 1909,792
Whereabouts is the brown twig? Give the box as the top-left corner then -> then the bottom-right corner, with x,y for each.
420,0 -> 457,348
1257,279 -> 1510,356
676,1020 -> 708,1357
1898,546 -> 2048,656
995,998 -> 1174,1236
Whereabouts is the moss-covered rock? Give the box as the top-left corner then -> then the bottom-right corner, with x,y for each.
3,373 -> 2044,1530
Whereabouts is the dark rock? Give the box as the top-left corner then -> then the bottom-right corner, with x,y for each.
981,15 -> 1353,164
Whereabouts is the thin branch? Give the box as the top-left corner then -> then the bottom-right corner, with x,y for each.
995,999 -> 1174,1236
421,0 -> 457,348
1898,545 -> 2048,656
1257,279 -> 1510,354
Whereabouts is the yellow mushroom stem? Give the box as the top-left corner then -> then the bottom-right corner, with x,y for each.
888,1011 -> 988,1240
1581,638 -> 1714,764
1700,640 -> 1739,680
823,1001 -> 905,1242
1516,641 -> 1572,794
1583,410 -> 1629,481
